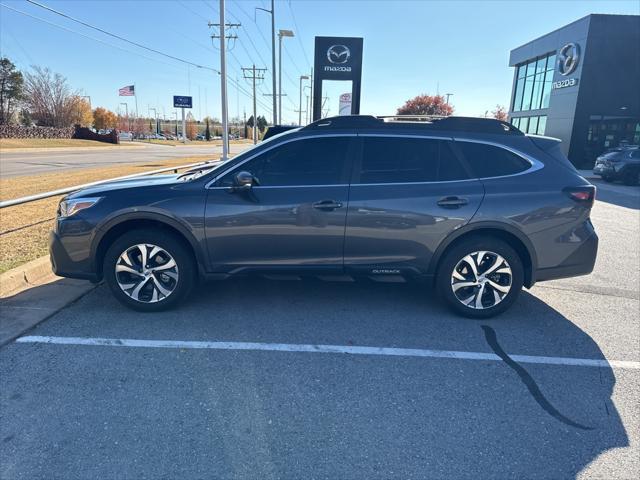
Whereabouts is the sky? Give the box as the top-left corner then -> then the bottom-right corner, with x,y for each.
1,0 -> 638,125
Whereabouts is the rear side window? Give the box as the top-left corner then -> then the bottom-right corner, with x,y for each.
357,137 -> 470,184
456,141 -> 530,178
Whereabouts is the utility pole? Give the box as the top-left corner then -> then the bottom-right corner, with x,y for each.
446,93 -> 453,104
256,1 -> 277,125
243,65 -> 266,144
309,68 -> 313,121
298,75 -> 309,125
209,3 -> 239,161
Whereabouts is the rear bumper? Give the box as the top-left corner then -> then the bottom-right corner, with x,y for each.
534,232 -> 598,283
49,230 -> 99,282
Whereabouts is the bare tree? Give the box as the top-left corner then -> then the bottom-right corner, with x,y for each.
23,66 -> 83,127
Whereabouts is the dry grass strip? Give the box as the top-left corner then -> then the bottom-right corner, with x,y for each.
0,156 -> 215,273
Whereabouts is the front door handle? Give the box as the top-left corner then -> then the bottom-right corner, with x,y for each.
312,200 -> 343,211
437,196 -> 469,208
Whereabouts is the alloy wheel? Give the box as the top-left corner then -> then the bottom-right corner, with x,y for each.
114,243 -> 179,303
451,251 -> 513,310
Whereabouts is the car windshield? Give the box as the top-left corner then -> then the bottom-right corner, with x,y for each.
177,127 -> 302,181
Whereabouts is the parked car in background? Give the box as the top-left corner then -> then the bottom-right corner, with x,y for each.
118,131 -> 133,141
49,115 -> 598,318
196,134 -> 206,141
593,146 -> 640,185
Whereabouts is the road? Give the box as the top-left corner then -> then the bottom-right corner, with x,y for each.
0,142 -> 252,178
0,179 -> 638,479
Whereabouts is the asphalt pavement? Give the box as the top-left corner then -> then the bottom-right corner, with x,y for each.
0,178 -> 638,479
0,142 -> 251,178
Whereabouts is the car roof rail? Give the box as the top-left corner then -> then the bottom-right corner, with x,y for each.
302,115 -> 523,135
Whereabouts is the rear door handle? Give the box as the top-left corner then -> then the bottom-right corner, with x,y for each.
437,196 -> 469,208
312,200 -> 343,211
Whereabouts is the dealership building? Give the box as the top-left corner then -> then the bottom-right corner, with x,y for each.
508,14 -> 640,167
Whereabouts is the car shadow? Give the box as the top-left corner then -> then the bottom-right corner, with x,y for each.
180,278 -> 630,477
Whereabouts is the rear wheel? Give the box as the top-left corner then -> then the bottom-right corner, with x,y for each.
104,229 -> 195,311
622,169 -> 640,186
437,237 -> 524,319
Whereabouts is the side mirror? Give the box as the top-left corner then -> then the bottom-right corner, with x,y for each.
231,171 -> 255,192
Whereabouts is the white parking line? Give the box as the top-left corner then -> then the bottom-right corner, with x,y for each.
15,335 -> 640,370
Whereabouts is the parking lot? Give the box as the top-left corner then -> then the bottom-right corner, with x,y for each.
1,179 -> 638,479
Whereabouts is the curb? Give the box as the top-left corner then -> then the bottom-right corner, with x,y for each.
0,256 -> 53,297
0,256 -> 96,347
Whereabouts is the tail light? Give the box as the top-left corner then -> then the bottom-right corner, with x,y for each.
564,186 -> 596,207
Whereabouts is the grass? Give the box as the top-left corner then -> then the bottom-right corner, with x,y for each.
0,138 -> 127,149
0,155 -> 215,274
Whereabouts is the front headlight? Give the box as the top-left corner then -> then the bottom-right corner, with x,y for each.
58,197 -> 102,218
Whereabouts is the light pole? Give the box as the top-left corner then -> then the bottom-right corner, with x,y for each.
298,75 -> 309,126
278,29 -> 294,125
173,111 -> 178,137
119,103 -> 129,130
445,93 -> 453,115
149,108 -> 157,135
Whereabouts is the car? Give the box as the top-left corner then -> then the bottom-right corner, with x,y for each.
118,131 -> 133,141
49,115 -> 598,318
593,147 -> 640,185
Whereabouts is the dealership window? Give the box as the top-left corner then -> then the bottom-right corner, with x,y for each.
510,115 -> 547,135
512,52 -> 556,112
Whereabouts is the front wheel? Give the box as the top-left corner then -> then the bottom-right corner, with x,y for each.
436,237 -> 524,319
103,229 -> 195,312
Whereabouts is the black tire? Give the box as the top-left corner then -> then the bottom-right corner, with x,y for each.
103,229 -> 195,312
622,169 -> 640,186
436,236 -> 524,319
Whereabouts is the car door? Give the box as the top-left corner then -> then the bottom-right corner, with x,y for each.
343,135 -> 484,276
204,135 -> 355,273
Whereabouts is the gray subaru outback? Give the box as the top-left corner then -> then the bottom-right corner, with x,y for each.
49,115 -> 598,318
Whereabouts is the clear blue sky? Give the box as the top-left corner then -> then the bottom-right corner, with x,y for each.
1,0 -> 638,124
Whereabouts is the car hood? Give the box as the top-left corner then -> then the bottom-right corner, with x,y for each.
65,174 -> 182,199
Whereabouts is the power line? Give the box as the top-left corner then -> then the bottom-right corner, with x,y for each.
287,0 -> 311,69
24,0 -> 220,73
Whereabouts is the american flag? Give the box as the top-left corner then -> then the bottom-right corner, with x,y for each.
118,85 -> 135,96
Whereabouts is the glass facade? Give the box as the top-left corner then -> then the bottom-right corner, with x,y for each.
512,52 -> 556,112
511,115 -> 547,135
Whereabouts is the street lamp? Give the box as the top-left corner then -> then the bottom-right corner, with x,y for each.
298,75 -> 309,126
149,108 -> 158,135
120,102 -> 129,131
278,29 -> 294,125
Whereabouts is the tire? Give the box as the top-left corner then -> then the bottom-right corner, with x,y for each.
436,236 -> 524,319
622,170 -> 640,186
103,229 -> 196,312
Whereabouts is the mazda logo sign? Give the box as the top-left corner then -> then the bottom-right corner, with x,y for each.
557,43 -> 580,76
327,45 -> 350,64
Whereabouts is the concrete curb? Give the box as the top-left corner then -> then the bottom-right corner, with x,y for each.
0,256 -> 96,347
0,256 -> 54,297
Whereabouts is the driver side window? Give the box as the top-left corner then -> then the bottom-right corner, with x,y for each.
218,137 -> 351,187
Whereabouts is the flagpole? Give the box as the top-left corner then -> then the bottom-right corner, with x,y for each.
134,82 -> 139,123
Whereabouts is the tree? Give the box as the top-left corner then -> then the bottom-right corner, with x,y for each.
492,104 -> 508,121
256,115 -> 268,132
204,117 -> 211,141
69,96 -> 93,127
397,94 -> 453,116
0,57 -> 24,125
93,107 -> 117,130
186,112 -> 197,140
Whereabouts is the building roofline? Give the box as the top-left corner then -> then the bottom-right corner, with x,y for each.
510,13 -> 638,53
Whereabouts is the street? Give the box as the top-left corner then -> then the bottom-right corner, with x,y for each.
0,143 -> 251,178
0,179 -> 638,479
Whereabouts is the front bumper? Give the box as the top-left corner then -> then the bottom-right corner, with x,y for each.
49,230 -> 99,282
